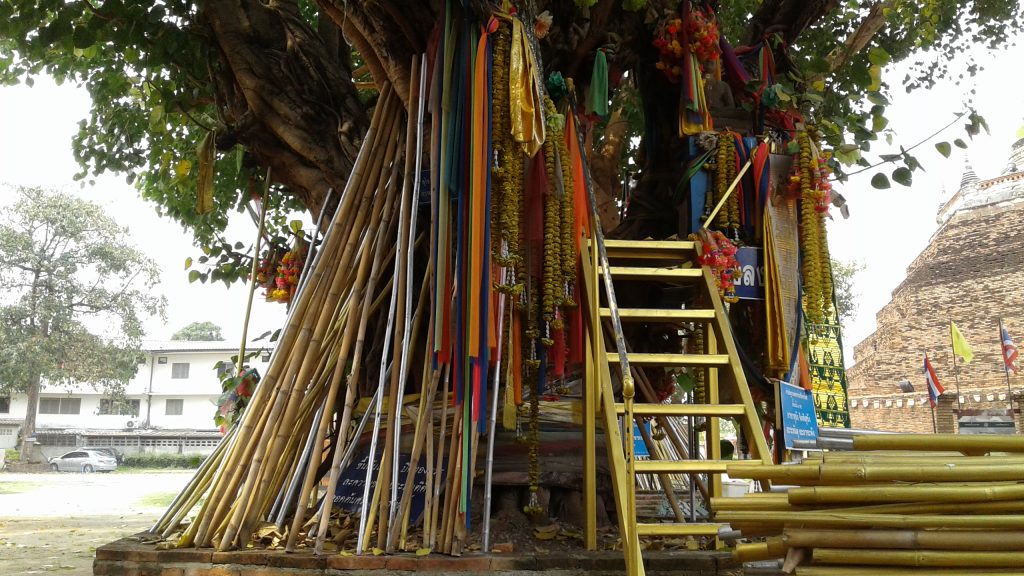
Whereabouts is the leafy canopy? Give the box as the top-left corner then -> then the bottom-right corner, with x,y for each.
0,0 -> 1021,254
0,187 -> 165,394
172,321 -> 225,341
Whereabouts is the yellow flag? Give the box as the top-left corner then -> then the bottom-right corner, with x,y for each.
950,321 -> 975,364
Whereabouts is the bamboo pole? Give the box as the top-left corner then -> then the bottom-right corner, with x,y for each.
784,528 -> 1024,551
788,483 -> 1024,505
716,510 -> 1024,529
237,173 -> 270,374
812,548 -> 1024,568
852,434 -> 1024,454
292,106 -> 405,551
798,568 -> 1024,576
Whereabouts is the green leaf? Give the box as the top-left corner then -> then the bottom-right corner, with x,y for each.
871,173 -> 891,189
935,142 -> 952,158
867,47 -> 891,66
954,138 -> 968,149
188,270 -> 201,283
184,257 -> 193,270
871,115 -> 889,132
892,167 -> 913,187
289,220 -> 303,233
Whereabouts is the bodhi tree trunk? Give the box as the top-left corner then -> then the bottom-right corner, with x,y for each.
20,371 -> 41,463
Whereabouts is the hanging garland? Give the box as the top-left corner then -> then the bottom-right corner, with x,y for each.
696,228 -> 740,303
491,19 -> 525,300
791,129 -> 834,324
713,131 -> 739,232
541,94 -> 565,338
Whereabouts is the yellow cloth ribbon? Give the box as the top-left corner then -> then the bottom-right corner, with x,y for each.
509,17 -> 544,156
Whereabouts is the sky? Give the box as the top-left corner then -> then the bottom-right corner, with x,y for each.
0,77 -> 288,345
1,30 -> 1023,363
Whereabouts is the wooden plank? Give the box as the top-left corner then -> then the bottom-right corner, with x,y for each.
616,403 -> 747,417
635,522 -> 722,536
601,308 -> 715,322
603,266 -> 702,281
635,460 -> 732,474
606,352 -> 729,367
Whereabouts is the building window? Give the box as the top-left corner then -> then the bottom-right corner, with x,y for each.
165,399 -> 184,416
39,397 -> 81,415
0,428 -> 12,436
171,363 -> 190,379
99,398 -> 140,417
157,356 -> 168,364
216,361 -> 234,379
0,396 -> 9,414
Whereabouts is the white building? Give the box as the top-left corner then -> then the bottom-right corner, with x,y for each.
0,340 -> 272,458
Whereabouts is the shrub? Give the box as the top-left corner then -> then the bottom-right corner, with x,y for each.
120,452 -> 206,469
4,448 -> 20,463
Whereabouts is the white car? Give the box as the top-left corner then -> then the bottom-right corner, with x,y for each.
48,449 -> 118,473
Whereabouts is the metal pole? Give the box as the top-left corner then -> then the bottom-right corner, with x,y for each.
481,264 -> 508,553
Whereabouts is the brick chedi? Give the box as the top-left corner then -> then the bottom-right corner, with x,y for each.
846,139 -> 1024,432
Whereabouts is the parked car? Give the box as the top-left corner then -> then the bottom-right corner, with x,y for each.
81,446 -> 124,464
49,449 -> 118,473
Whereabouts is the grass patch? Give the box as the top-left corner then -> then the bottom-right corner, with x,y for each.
136,492 -> 179,508
0,481 -> 41,495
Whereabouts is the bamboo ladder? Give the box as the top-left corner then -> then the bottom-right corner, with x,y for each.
576,190 -> 773,575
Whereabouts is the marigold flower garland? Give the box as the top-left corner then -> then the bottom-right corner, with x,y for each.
713,131 -> 739,232
491,21 -> 525,300
791,129 -> 834,324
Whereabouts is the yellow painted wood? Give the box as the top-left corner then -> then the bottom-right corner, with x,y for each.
580,246 -> 643,576
606,352 -> 730,367
707,330 -> 722,512
583,329 -> 597,550
616,403 -> 747,416
635,460 -> 733,474
635,522 -> 721,536
787,483 -> 1024,505
600,308 -> 716,322
600,238 -> 698,258
701,268 -> 773,469
603,266 -> 702,281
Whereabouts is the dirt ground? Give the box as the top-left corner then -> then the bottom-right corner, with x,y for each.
0,470 -> 193,576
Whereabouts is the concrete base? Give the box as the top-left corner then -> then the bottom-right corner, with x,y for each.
95,535 -> 742,576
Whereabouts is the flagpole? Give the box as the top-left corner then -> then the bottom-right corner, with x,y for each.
930,402 -> 937,434
949,320 -> 964,412
999,318 -> 1014,413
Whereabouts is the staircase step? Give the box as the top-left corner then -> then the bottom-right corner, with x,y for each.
616,403 -> 747,417
602,266 -> 703,281
635,522 -> 722,537
634,460 -> 734,474
606,352 -> 730,367
598,239 -> 698,259
601,308 -> 715,322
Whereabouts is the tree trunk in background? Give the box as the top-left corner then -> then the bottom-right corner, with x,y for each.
19,371 -> 41,463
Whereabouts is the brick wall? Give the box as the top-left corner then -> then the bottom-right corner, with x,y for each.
849,387 -> 1024,433
847,198 -> 1024,409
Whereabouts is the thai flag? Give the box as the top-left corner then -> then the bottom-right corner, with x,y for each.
923,354 -> 944,407
1003,328 -> 1019,374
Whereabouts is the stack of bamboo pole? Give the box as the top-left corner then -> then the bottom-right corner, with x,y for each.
150,72 -> 430,552
713,434 -> 1024,575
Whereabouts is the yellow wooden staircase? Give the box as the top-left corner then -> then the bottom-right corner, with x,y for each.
580,236 -> 773,576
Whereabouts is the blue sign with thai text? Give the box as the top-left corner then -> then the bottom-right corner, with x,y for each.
779,381 -> 819,450
735,247 -> 765,300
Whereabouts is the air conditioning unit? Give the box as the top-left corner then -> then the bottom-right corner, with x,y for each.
125,420 -> 136,429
